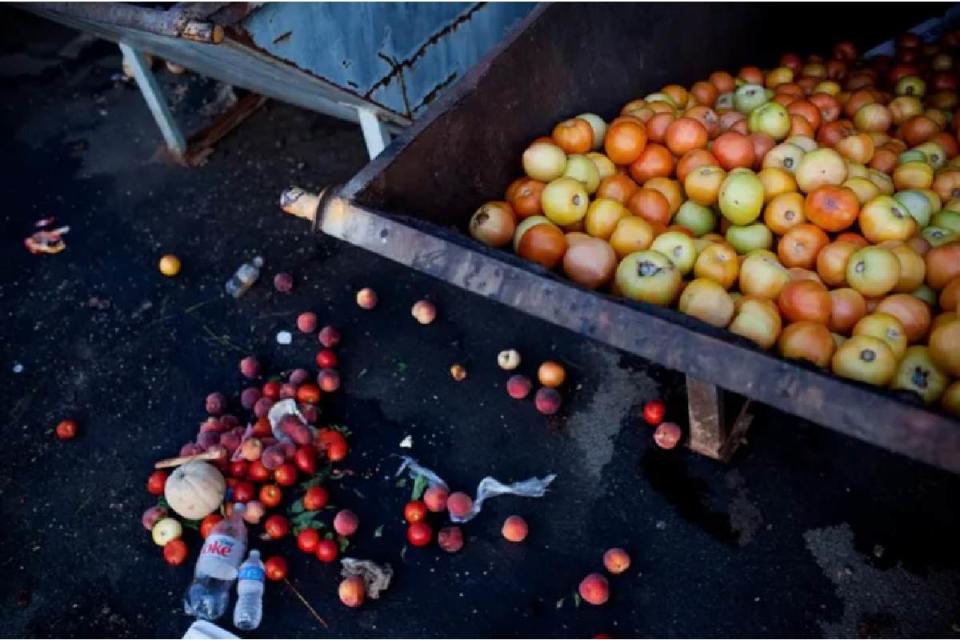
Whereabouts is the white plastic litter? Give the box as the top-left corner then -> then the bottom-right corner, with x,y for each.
182,620 -> 238,639
267,399 -> 315,442
399,435 -> 413,449
395,456 -> 556,523
276,330 -> 292,345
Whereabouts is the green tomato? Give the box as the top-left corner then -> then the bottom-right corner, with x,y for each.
897,150 -> 928,165
921,226 -> 958,247
674,201 -> 717,237
893,190 -> 933,227
932,210 -> 960,233
563,154 -> 600,194
718,172 -> 765,225
726,223 -> 774,254
734,84 -> 768,114
748,102 -> 790,141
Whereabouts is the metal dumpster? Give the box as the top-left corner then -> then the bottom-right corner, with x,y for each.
293,3 -> 960,474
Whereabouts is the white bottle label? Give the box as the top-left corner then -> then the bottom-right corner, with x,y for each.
197,534 -> 243,580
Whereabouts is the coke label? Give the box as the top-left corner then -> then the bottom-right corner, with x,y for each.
197,534 -> 244,580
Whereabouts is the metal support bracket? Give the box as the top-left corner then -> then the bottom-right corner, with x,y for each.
356,106 -> 390,159
686,375 -> 753,462
119,42 -> 187,159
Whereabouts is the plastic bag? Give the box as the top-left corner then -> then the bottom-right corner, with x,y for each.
395,456 -> 556,523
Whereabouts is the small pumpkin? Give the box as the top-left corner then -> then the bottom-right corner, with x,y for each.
164,461 -> 225,520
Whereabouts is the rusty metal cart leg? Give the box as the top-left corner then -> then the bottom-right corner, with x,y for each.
118,42 -> 186,160
686,376 -> 753,462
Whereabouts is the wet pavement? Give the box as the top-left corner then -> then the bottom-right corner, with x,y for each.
2,8 -> 960,638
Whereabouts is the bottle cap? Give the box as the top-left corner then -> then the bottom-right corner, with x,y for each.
252,256 -> 264,268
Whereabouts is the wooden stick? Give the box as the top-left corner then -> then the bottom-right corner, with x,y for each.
284,578 -> 328,628
154,449 -> 224,469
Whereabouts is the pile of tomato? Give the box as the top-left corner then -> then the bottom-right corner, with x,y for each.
468,32 -> 960,415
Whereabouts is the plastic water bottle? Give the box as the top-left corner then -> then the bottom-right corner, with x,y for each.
184,504 -> 247,620
233,550 -> 265,630
225,256 -> 264,298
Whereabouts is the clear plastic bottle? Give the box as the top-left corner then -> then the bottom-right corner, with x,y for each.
225,256 -> 264,298
233,550 -> 265,630
184,504 -> 247,620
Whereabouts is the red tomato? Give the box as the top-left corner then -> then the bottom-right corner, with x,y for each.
262,380 -> 282,400
407,522 -> 433,547
274,463 -> 298,487
228,460 -> 248,478
316,429 -> 348,462
163,539 -> 189,566
303,486 -> 329,511
147,470 -> 168,496
642,400 -> 666,426
297,528 -> 320,554
264,555 -> 288,581
264,514 -> 290,540
251,416 -> 272,438
315,349 -> 338,369
315,539 -> 338,563
233,481 -> 256,503
296,383 -> 321,405
200,514 -> 223,539
259,484 -> 283,508
294,447 -> 317,476
55,418 -> 78,440
404,500 -> 428,524
247,460 -> 271,483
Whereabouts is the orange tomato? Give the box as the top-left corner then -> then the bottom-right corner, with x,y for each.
552,118 -> 593,154
645,112 -> 676,143
804,185 -> 860,232
709,70 -> 736,93
778,223 -> 830,269
764,192 -> 806,235
828,288 -> 867,334
596,174 -> 639,204
926,242 -> 960,290
676,149 -> 719,183
664,118 -> 709,155
875,294 -> 932,344
685,106 -> 721,138
627,188 -> 671,227
605,119 -> 648,165
644,177 -> 683,216
778,321 -> 836,368
777,280 -> 832,324
816,240 -> 859,287
787,100 -> 822,130
691,81 -> 719,107
506,177 -> 545,219
712,132 -> 755,170
628,143 -> 675,184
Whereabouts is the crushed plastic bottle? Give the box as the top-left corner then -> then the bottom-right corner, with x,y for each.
225,256 -> 263,298
184,504 -> 247,621
232,550 -> 265,631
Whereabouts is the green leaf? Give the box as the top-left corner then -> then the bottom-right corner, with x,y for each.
573,593 -> 581,608
288,499 -> 305,515
374,525 -> 384,538
291,511 -> 319,527
300,466 -> 332,489
411,474 -> 428,501
324,531 -> 334,540
338,536 -> 350,552
181,518 -> 200,531
395,478 -> 408,489
156,496 -> 169,509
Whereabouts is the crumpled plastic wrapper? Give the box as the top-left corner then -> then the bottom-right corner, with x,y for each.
340,558 -> 393,599
24,225 -> 70,255
395,455 -> 557,523
267,398 -> 317,442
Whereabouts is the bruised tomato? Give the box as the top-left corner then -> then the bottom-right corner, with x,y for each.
274,463 -> 298,487
643,400 -> 666,426
404,500 -> 428,524
163,539 -> 189,566
315,539 -> 339,564
297,528 -> 320,554
147,470 -> 168,496
264,515 -> 290,540
804,185 -> 860,232
317,428 -> 349,462
259,483 -> 283,508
